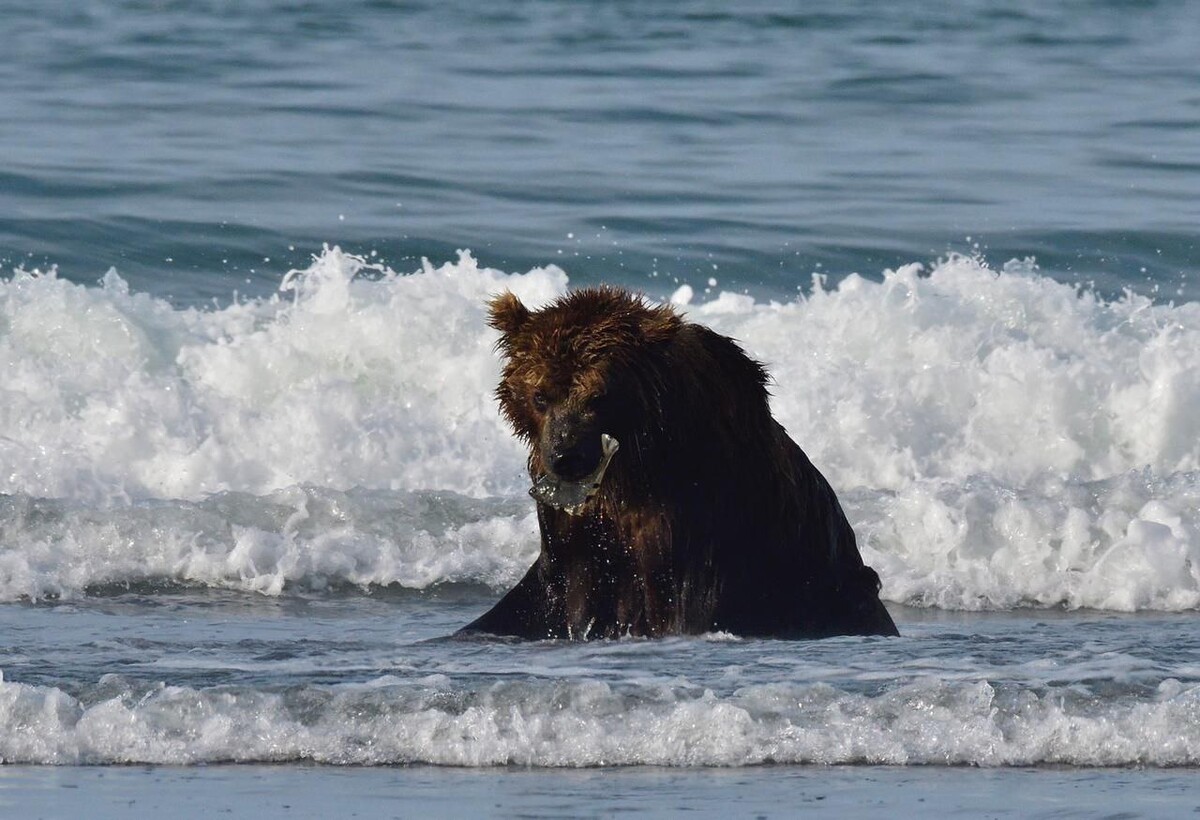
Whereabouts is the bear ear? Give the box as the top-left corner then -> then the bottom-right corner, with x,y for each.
487,291 -> 531,335
637,302 -> 682,345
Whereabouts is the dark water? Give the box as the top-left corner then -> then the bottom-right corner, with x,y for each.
3,0 -> 1198,303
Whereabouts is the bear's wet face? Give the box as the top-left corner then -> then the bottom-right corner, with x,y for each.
487,287 -> 680,449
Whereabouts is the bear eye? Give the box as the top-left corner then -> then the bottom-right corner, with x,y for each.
531,390 -> 549,412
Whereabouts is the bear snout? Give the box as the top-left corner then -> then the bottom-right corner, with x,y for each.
548,444 -> 601,481
541,415 -> 604,482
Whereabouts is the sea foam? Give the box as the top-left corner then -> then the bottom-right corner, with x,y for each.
1,675 -> 1196,767
1,249 -> 560,502
2,249 -> 1199,610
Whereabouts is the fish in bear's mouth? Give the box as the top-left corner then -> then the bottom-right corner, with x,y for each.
529,434 -> 620,515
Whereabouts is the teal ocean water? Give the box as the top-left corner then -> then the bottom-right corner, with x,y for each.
5,0 -> 1198,304
2,1 -> 1199,816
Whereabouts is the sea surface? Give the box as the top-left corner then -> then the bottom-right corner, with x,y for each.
2,0 -> 1199,816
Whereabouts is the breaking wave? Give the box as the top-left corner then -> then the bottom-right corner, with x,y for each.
2,248 -> 1199,610
2,674 -> 1197,767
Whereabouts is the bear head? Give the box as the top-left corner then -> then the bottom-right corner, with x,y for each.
487,287 -> 682,485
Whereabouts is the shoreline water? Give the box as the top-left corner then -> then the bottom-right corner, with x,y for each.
2,763 -> 1198,819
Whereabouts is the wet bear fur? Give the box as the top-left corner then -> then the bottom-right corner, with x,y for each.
461,286 -> 898,640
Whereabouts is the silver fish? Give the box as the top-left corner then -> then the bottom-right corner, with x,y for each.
529,434 -> 620,515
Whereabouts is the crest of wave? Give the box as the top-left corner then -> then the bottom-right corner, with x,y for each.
1,676 -> 1197,767
3,250 -> 1199,610
0,248 -> 565,502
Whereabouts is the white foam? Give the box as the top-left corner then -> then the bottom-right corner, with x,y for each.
690,258 -> 1200,489
0,488 -> 537,601
3,250 -> 1200,610
1,248 -> 563,502
0,675 -> 1196,767
846,471 -> 1200,611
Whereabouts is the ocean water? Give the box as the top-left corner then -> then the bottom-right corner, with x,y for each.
3,0 -> 1200,816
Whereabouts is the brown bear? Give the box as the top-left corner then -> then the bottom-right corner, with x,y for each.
460,286 -> 898,640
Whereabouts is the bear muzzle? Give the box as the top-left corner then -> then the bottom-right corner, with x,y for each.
540,411 -> 607,482
530,434 -> 620,515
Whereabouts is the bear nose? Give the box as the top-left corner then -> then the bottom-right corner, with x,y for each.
542,411 -> 604,481
549,445 -> 593,482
